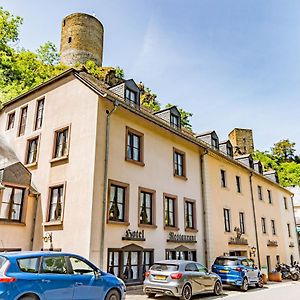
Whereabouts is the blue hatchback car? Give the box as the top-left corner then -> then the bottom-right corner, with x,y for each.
211,256 -> 263,291
0,251 -> 126,300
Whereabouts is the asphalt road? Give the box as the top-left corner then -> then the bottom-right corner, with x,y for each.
126,281 -> 300,300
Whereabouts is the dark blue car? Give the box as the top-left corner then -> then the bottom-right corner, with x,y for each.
0,251 -> 126,300
211,256 -> 263,291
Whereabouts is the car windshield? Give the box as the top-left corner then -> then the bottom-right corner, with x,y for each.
214,258 -> 238,266
0,256 -> 7,271
150,264 -> 179,271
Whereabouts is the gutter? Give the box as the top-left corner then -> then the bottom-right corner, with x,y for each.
200,150 -> 209,267
99,99 -> 119,269
249,172 -> 261,268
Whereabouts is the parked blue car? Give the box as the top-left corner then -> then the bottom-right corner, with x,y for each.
0,251 -> 126,300
211,256 -> 263,291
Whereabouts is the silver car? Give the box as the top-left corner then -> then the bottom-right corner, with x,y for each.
143,260 -> 222,300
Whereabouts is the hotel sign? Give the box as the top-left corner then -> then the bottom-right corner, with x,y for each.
122,229 -> 145,241
228,227 -> 248,245
267,240 -> 278,247
167,232 -> 197,243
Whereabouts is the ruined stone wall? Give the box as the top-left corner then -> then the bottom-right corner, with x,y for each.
60,13 -> 104,67
228,128 -> 254,155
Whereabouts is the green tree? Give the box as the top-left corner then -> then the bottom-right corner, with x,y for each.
37,41 -> 60,65
271,139 -> 296,161
138,83 -> 161,112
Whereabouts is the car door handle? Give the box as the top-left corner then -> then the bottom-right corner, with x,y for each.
41,279 -> 50,283
75,282 -> 83,286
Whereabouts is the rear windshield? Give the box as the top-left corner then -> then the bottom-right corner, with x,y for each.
214,258 -> 238,266
0,256 -> 7,270
150,264 -> 179,272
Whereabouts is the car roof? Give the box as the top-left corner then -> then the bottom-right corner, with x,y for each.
215,256 -> 248,260
0,251 -> 78,259
153,260 -> 201,265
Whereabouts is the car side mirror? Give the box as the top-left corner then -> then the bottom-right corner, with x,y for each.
94,270 -> 101,279
254,265 -> 258,269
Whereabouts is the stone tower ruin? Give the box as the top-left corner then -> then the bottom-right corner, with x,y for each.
60,13 -> 104,67
228,128 -> 254,156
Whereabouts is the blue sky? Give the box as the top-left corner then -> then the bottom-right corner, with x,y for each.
3,0 -> 300,152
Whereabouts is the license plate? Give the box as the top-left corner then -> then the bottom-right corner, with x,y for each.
155,275 -> 166,280
220,270 -> 229,273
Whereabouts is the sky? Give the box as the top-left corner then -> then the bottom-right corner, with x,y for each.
2,0 -> 300,153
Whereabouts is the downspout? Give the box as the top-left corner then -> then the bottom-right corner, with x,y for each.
249,172 -> 261,268
99,99 -> 119,269
291,195 -> 300,258
30,192 -> 40,251
200,150 -> 209,267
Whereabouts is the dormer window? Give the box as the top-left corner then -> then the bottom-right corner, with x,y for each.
212,137 -> 219,149
125,88 -> 138,108
170,114 -> 180,129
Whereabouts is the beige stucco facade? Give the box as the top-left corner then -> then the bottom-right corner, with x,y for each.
0,70 -> 299,285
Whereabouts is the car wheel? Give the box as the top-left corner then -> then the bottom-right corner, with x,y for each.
255,276 -> 264,288
105,289 -> 120,300
240,278 -> 249,292
19,296 -> 39,300
146,293 -> 156,298
180,284 -> 192,300
213,280 -> 222,295
291,273 -> 299,281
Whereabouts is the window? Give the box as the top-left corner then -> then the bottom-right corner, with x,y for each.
271,219 -> 276,235
17,257 -> 39,273
267,190 -> 272,204
236,176 -> 241,193
18,106 -> 28,136
139,190 -> 154,225
47,185 -> 64,222
170,114 -> 180,129
69,257 -> 95,275
35,98 -> 44,130
126,127 -> 144,164
108,181 -> 129,223
261,217 -> 266,234
173,148 -> 186,178
6,112 -> 15,130
185,200 -> 196,230
284,197 -> 287,210
108,251 -> 119,277
212,137 -> 218,149
223,208 -> 231,232
125,89 -> 138,107
0,186 -> 25,222
221,170 -> 226,188
42,256 -> 67,274
258,186 -> 263,200
26,136 -> 39,165
239,212 -> 245,234
53,127 -> 69,159
165,250 -> 196,261
164,195 -> 177,228
287,223 -> 291,237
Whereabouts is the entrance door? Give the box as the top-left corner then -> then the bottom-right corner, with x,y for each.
229,251 -> 247,257
122,251 -> 139,283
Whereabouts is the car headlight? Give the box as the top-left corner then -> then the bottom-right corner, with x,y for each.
117,277 -> 126,290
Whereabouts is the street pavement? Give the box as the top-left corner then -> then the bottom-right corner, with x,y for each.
126,280 -> 300,299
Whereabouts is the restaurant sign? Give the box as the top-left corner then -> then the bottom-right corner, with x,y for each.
167,232 -> 196,243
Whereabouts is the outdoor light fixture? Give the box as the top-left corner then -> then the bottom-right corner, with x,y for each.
251,246 -> 256,257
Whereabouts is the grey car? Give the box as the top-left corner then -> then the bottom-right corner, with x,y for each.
143,260 -> 222,300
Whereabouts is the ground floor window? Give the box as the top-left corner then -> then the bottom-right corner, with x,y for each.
166,246 -> 196,261
107,245 -> 153,285
229,250 -> 248,257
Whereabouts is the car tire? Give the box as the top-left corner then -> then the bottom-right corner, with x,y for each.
180,284 -> 192,300
19,296 -> 39,300
291,273 -> 299,281
146,293 -> 156,298
213,280 -> 222,295
105,289 -> 120,300
255,276 -> 264,288
240,278 -> 249,292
